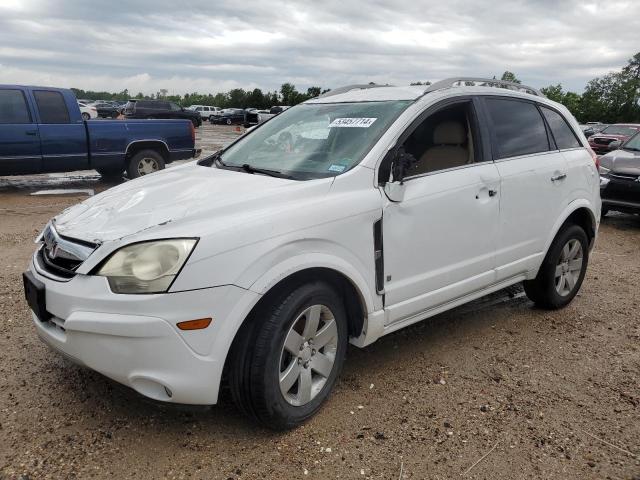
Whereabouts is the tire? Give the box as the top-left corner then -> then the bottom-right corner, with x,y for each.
601,207 -> 609,218
126,149 -> 165,179
191,118 -> 199,128
81,112 -> 90,121
110,111 -> 119,119
228,281 -> 348,430
95,166 -> 123,178
523,224 -> 589,309
226,118 -> 232,125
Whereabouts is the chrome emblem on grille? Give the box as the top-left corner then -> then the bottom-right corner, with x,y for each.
41,223 -> 96,262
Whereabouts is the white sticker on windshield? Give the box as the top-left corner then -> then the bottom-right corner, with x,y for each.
329,117 -> 377,128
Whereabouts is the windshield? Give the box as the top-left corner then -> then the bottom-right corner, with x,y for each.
601,125 -> 639,136
623,132 -> 640,151
216,101 -> 410,180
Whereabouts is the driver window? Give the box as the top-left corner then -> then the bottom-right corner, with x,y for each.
403,102 -> 478,176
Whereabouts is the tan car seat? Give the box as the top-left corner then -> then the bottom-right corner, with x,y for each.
412,121 -> 469,175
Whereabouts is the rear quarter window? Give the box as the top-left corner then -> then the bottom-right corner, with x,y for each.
33,90 -> 70,124
0,89 -> 31,124
541,107 -> 581,149
485,97 -> 549,159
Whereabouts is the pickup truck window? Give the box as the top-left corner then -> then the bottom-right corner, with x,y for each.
34,90 -> 70,124
0,89 -> 32,124
217,101 -> 411,180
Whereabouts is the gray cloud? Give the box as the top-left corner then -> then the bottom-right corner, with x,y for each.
0,0 -> 638,95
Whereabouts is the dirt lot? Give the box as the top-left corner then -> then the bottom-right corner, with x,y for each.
0,125 -> 639,479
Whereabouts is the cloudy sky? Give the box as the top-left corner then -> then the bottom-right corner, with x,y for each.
0,0 -> 638,96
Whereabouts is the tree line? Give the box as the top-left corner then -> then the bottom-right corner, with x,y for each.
71,51 -> 639,123
70,83 -> 327,110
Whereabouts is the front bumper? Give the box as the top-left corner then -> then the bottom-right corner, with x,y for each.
28,257 -> 258,405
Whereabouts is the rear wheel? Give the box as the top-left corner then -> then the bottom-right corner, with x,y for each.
126,149 -> 165,178
523,224 -> 589,309
81,112 -> 90,121
226,118 -> 232,125
601,207 -> 609,218
229,281 -> 348,430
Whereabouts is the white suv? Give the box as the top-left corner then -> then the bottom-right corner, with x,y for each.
188,105 -> 221,120
24,78 -> 600,429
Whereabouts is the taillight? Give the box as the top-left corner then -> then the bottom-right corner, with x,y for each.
587,146 -> 599,169
190,122 -> 195,142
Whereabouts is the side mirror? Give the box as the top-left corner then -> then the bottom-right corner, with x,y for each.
382,147 -> 416,202
384,181 -> 406,202
608,140 -> 622,150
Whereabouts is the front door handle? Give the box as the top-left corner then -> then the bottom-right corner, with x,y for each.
551,173 -> 567,182
488,189 -> 498,197
25,130 -> 38,136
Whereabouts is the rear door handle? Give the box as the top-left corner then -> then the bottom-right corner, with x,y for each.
551,173 -> 567,182
488,189 -> 498,197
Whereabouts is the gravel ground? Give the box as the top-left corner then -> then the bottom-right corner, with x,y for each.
0,125 -> 639,479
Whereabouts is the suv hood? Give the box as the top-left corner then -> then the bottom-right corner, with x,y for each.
53,163 -> 331,243
599,149 -> 640,175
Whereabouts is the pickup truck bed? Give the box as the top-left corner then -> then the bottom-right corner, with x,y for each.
0,85 -> 199,178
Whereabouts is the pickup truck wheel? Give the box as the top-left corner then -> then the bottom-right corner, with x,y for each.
229,281 -> 348,430
81,112 -> 90,121
191,118 -> 199,128
126,149 -> 165,178
523,224 -> 589,309
225,118 -> 232,125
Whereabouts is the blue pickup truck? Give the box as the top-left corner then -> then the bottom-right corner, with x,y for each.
0,85 -> 199,178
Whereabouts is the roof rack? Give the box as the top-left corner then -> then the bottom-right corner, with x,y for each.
316,83 -> 393,99
424,77 -> 544,97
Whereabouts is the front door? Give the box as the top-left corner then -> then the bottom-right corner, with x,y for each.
381,99 -> 501,325
0,88 -> 42,175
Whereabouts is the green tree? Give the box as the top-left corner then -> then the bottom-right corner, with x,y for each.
500,71 -> 521,84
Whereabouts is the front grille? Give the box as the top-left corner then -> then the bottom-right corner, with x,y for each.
36,224 -> 97,280
38,247 -> 80,278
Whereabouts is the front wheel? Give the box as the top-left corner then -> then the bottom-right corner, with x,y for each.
81,112 -> 90,121
126,149 -> 165,178
229,281 -> 348,430
523,224 -> 589,309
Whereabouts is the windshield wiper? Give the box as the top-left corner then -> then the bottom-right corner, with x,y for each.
240,163 -> 292,179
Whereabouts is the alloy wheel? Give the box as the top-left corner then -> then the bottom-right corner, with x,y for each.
554,239 -> 583,296
137,157 -> 159,175
279,304 -> 338,406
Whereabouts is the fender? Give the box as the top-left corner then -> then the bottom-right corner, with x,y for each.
543,198 -> 598,255
247,252 -> 378,315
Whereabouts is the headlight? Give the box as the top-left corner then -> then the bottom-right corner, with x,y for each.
96,239 -> 197,294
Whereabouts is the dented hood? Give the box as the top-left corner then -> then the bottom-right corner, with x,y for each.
53,163 -> 329,243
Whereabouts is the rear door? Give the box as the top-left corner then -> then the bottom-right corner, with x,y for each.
480,96 -> 569,281
32,89 -> 89,172
0,88 -> 42,174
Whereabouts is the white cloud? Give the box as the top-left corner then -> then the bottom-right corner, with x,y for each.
0,0 -> 638,95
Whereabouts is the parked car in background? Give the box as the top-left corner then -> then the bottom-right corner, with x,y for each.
0,85 -> 199,178
244,105 -> 291,127
599,131 -> 640,216
24,79 -> 600,430
588,123 -> 640,155
580,123 -> 607,138
91,101 -> 121,119
77,102 -> 98,121
210,108 -> 246,125
124,100 -> 202,127
188,105 -> 221,121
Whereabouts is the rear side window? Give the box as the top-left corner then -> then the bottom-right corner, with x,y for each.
33,91 -> 70,124
485,98 -> 549,159
0,89 -> 31,124
541,107 -> 581,150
